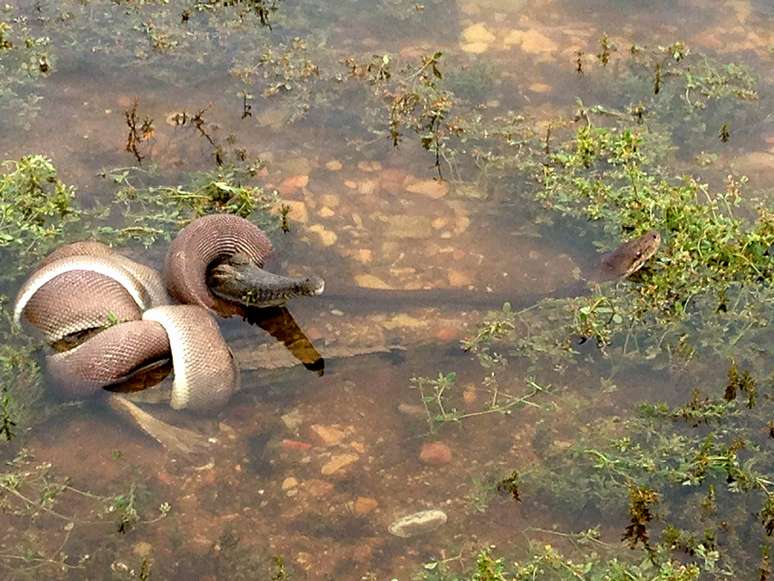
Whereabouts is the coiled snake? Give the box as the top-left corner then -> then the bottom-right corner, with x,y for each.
13,219 -> 658,453
14,214 -> 324,414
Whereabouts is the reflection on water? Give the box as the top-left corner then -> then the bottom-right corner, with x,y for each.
1,0 -> 772,578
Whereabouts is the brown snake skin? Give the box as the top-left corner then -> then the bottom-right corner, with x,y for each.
165,213 -> 273,317
46,320 -> 171,399
22,270 -> 143,344
13,214 -> 268,409
144,305 -> 238,410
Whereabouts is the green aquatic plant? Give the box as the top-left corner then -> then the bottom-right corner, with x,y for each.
0,10 -> 52,129
508,363 -> 773,578
594,40 -> 759,152
345,51 -> 460,177
417,546 -> 507,581
230,36 -> 322,124
0,388 -> 16,441
342,39 -> 762,182
465,474 -> 499,515
410,370 -> 550,433
0,156 -> 83,283
0,449 -> 171,576
191,0 -> 282,27
271,555 -> 289,580
596,33 -> 616,67
495,470 -> 521,502
541,121 -> 771,354
384,51 -> 452,165
464,111 -> 772,369
16,0 -> 283,89
0,330 -> 41,443
415,541 -> 703,580
124,99 -> 156,164
100,163 -> 281,246
444,61 -> 497,104
0,156 -> 86,438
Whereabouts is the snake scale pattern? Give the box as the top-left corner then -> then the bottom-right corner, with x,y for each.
14,214 -> 317,411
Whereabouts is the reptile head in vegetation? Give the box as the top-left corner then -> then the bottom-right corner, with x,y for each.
598,230 -> 661,280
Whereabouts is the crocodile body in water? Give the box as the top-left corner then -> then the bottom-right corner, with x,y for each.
72,230 -> 663,455
208,230 -> 662,311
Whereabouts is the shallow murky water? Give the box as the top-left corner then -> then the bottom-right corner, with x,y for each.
1,0 -> 772,579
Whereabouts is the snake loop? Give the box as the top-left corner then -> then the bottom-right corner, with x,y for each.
14,214 -> 320,411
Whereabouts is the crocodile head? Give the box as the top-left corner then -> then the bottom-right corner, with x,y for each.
598,230 -> 661,280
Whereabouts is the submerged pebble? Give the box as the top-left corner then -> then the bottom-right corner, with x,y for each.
310,424 -> 347,446
388,509 -> 448,538
405,178 -> 448,199
397,402 -> 426,418
353,496 -> 379,515
357,160 -> 382,172
503,29 -> 559,55
308,224 -> 338,246
321,453 -> 359,475
133,541 -> 153,558
419,442 -> 453,465
278,174 -> 309,195
462,23 -> 495,44
354,273 -> 392,289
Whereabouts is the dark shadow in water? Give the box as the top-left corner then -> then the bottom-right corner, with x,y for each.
103,358 -> 173,394
245,428 -> 277,478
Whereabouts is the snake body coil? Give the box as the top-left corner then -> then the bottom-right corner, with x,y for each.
13,214 -> 315,411
165,213 -> 273,317
14,217 -> 655,413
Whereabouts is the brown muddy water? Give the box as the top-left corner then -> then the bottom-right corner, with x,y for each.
1,0 -> 772,579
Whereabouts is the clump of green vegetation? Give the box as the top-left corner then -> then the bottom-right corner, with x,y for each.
19,0 -> 285,85
463,110 -> 772,369
488,364 -> 770,577
409,370 -> 551,433
0,8 -> 52,129
0,156 -> 88,439
0,449 -> 171,576
0,156 -> 82,283
628,44 -> 758,146
342,40 -> 762,186
575,39 -> 760,153
495,470 -> 521,502
191,0 -> 282,27
417,541 -> 703,580
444,61 -> 497,103
271,555 -> 289,580
230,36 -> 322,124
540,122 -> 771,306
344,51 -> 460,177
101,163 -> 281,247
0,314 -> 41,442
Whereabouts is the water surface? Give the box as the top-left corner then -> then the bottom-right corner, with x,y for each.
1,0 -> 772,578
